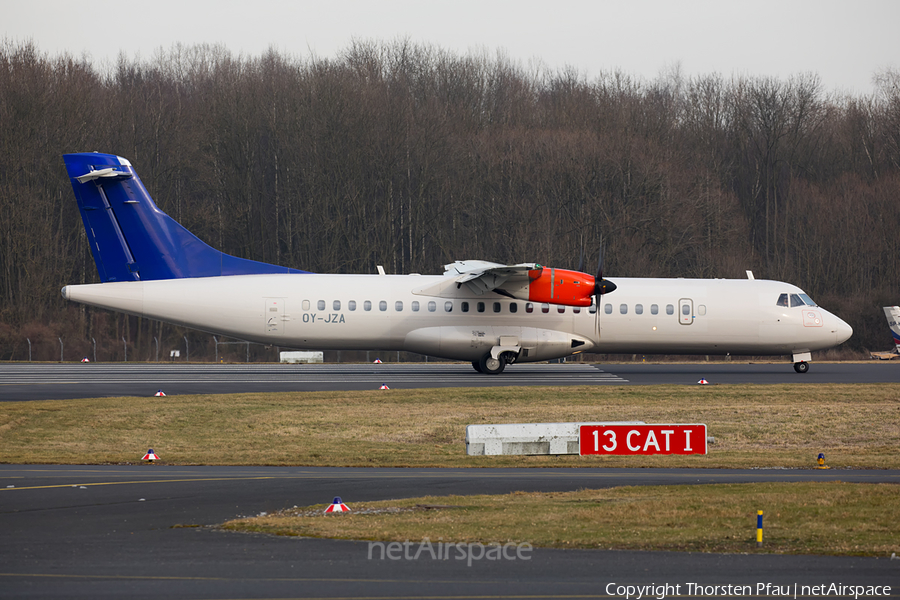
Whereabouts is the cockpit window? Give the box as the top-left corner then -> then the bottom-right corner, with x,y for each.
777,292 -> 818,308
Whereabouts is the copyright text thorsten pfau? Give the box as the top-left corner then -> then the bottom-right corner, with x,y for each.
606,582 -> 891,599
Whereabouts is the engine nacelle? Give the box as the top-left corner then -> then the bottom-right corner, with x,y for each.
498,267 -> 596,307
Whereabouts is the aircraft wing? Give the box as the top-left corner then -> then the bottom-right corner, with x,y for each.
443,260 -> 542,295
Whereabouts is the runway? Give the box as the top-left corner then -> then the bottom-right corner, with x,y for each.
2,361 -> 900,401
1,465 -> 897,599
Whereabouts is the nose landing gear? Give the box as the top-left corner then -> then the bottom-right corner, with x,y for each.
792,351 -> 812,373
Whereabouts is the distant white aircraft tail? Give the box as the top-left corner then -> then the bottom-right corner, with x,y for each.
883,306 -> 900,350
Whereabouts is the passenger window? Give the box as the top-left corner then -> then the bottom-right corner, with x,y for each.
477,302 -> 485,313
445,301 -> 453,312
776,293 -> 789,307
333,300 -> 341,311
317,300 -> 325,311
542,303 -> 550,314
666,304 -> 674,315
635,304 -> 643,315
651,304 -> 658,315
620,304 -> 628,314
395,301 -> 403,311
348,300 -> 356,311
510,303 -> 518,313
302,300 -> 310,311
589,304 -> 597,314
525,302 -> 533,314
364,300 -> 372,311
558,305 -> 566,314
493,302 -> 501,313
604,304 -> 612,314
428,301 -> 436,312
412,301 -> 419,312
573,307 -> 580,314
379,300 -> 387,312
790,294 -> 804,307
682,304 -> 691,315
461,302 -> 469,313
698,305 -> 707,316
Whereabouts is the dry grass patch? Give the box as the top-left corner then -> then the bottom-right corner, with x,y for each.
0,384 -> 898,468
222,482 -> 900,556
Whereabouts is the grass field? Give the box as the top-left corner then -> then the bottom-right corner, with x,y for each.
3,383 -> 898,556
222,482 -> 900,557
0,384 -> 898,468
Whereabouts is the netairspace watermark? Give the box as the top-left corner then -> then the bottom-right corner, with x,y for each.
605,582 -> 892,600
367,538 -> 531,567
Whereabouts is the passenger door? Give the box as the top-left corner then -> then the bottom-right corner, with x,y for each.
679,298 -> 693,325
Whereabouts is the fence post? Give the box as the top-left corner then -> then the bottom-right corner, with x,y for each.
27,338 -> 31,362
58,337 -> 63,362
154,337 -> 159,363
122,337 -> 127,362
184,336 -> 189,362
92,338 -> 96,363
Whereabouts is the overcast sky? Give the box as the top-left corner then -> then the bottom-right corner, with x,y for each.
5,0 -> 898,96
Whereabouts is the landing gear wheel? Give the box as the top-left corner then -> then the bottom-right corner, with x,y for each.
472,360 -> 482,373
794,361 -> 809,373
479,353 -> 506,375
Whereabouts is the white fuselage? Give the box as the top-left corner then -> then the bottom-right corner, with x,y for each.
61,273 -> 853,362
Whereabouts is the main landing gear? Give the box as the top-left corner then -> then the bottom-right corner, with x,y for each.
473,351 -> 516,374
793,361 -> 809,373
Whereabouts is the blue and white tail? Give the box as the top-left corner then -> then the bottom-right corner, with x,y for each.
883,306 -> 900,351
63,152 -> 308,282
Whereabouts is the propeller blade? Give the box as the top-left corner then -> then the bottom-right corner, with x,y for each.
592,240 -> 616,296
596,246 -> 603,280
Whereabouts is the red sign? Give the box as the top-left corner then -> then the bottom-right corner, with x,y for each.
579,424 -> 707,455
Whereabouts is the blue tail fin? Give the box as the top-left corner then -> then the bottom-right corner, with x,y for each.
63,152 -> 309,282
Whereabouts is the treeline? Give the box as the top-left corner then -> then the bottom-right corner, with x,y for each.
1,39 -> 899,361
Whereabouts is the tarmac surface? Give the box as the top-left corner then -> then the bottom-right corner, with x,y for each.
2,361 -> 900,401
1,465 -> 898,599
2,364 -> 898,598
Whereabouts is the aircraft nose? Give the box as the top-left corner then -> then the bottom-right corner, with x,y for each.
834,316 -> 853,345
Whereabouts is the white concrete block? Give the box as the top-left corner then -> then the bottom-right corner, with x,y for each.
466,421 -> 645,456
280,351 -> 324,363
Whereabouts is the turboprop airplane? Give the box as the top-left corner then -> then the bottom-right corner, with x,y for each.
870,306 -> 900,360
884,306 -> 900,350
60,152 -> 853,374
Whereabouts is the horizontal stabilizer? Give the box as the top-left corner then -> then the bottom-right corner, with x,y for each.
75,167 -> 133,184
